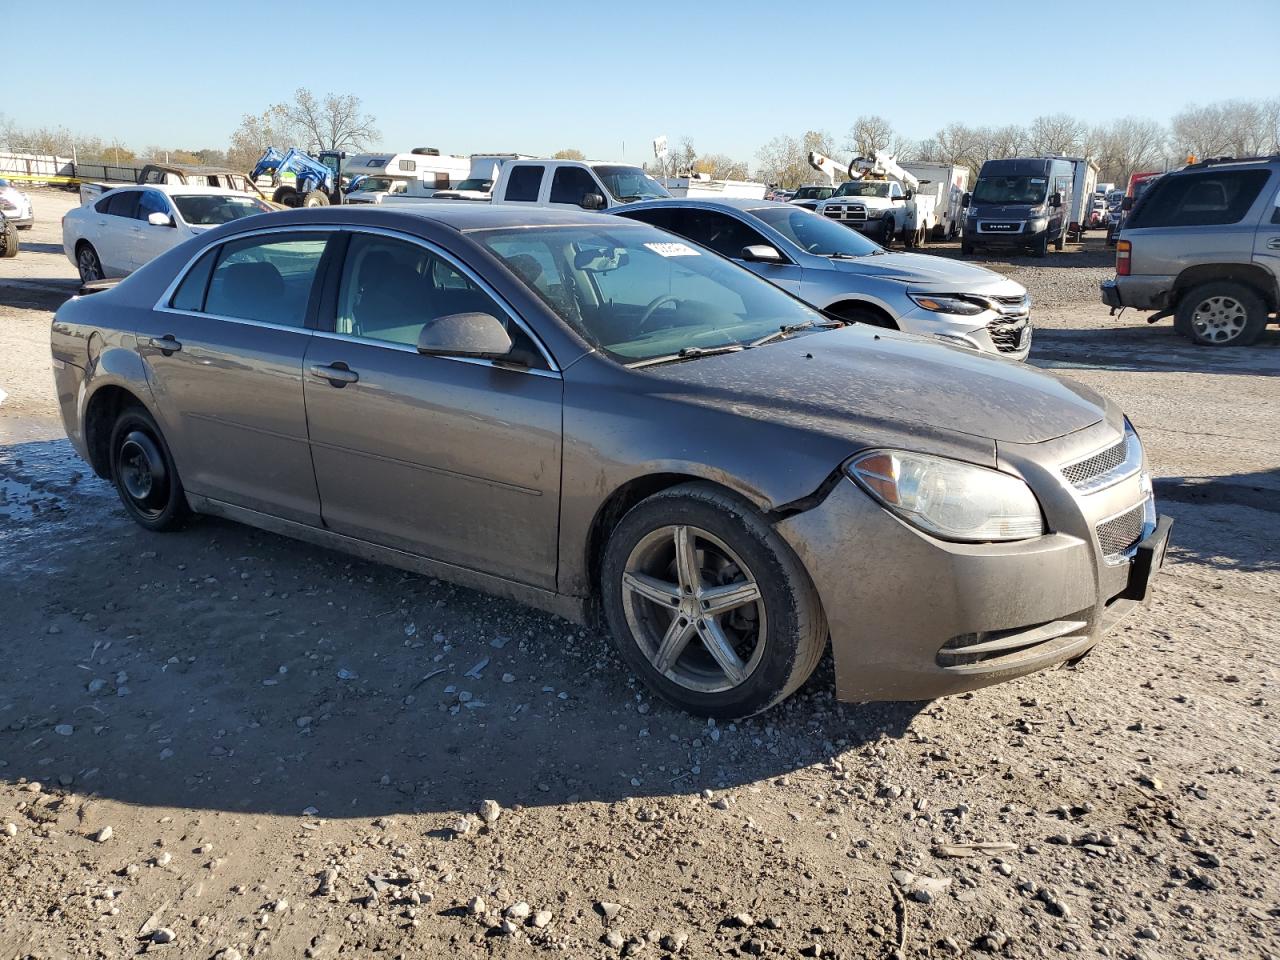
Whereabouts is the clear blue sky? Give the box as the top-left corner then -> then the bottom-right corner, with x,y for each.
9,0 -> 1279,163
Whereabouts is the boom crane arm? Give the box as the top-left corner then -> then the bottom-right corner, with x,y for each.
807,151 -> 844,187
847,151 -> 922,192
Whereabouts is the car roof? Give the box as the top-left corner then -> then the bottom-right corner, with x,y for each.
237,203 -> 652,233
609,197 -> 791,216
108,184 -> 256,197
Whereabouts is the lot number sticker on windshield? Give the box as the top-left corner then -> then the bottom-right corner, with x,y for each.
644,242 -> 701,258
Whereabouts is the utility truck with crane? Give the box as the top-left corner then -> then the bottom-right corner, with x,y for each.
812,151 -> 937,249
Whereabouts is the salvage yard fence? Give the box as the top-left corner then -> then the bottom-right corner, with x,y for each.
0,151 -> 144,186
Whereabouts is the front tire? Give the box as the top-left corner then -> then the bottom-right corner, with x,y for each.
109,406 -> 190,532
601,483 -> 827,718
1176,281 -> 1269,347
76,242 -> 103,281
301,190 -> 330,208
1033,233 -> 1049,257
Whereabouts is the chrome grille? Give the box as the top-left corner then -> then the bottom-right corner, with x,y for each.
987,316 -> 1026,353
821,204 -> 867,222
1096,501 -> 1147,561
1063,438 -> 1127,487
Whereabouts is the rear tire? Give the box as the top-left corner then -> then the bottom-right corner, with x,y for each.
600,483 -> 827,718
916,226 -> 928,249
109,406 -> 191,532
301,190 -> 330,208
1176,281 -> 1269,347
76,242 -> 103,281
272,186 -> 300,208
1,229 -> 17,259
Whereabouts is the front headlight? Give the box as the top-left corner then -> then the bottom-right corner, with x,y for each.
846,450 -> 1046,542
908,293 -> 988,316
1028,217 -> 1049,232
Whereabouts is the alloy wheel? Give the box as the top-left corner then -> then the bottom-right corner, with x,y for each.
620,524 -> 767,693
1191,295 -> 1247,343
77,246 -> 102,281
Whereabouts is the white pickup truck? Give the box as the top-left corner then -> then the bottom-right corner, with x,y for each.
384,159 -> 670,210
814,152 -> 938,249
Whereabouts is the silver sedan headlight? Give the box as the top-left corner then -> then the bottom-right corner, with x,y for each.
846,450 -> 1046,542
908,293 -> 988,316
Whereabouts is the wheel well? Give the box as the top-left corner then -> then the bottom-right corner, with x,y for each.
825,299 -> 898,329
1173,264 -> 1278,312
74,238 -> 94,254
584,473 -> 734,608
83,385 -> 144,479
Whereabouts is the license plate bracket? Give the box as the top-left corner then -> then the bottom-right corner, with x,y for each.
1121,514 -> 1173,602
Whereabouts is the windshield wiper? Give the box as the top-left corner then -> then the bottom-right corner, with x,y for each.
816,251 -> 864,260
748,319 -> 842,348
627,344 -> 745,368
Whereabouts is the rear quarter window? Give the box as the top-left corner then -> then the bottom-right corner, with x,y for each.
1129,169 -> 1272,228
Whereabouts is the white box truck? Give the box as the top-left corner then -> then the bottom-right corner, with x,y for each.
1059,156 -> 1099,241
901,161 -> 970,240
660,174 -> 768,200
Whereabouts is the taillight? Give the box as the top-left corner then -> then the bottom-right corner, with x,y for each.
1116,239 -> 1131,277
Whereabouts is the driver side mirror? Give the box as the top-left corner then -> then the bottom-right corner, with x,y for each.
903,188 -> 914,200
1121,196 -> 1134,211
580,192 -> 605,211
1049,192 -> 1063,208
147,211 -> 175,227
417,312 -> 515,361
962,191 -> 971,207
740,244 -> 784,263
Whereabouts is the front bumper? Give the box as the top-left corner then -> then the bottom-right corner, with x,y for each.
775,425 -> 1170,702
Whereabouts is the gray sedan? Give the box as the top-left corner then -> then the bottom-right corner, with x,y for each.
614,198 -> 1032,359
51,204 -> 1170,717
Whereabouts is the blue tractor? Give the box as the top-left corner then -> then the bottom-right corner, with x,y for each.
251,147 -> 347,208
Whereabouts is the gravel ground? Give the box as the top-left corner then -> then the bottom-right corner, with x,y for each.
0,190 -> 1277,960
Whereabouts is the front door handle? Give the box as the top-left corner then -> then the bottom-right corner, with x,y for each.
309,362 -> 359,387
148,335 -> 182,355
1267,237 -> 1280,250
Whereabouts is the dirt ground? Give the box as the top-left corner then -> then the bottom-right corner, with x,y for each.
0,189 -> 1277,960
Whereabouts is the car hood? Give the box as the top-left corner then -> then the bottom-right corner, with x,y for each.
827,252 -> 1024,293
638,325 -> 1105,445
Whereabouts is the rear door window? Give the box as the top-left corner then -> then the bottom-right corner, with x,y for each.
665,210 -> 768,259
1129,170 -> 1272,228
504,166 -> 544,202
101,190 -> 140,219
203,234 -> 329,327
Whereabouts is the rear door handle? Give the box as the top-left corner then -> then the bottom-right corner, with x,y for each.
309,362 -> 359,387
1267,237 -> 1280,250
148,335 -> 182,355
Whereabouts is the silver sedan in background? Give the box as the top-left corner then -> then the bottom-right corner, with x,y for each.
0,178 -> 34,229
614,198 -> 1032,359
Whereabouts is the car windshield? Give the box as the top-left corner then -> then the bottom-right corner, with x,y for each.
594,165 -> 671,202
172,194 -> 272,226
834,181 -> 890,198
352,177 -> 394,193
791,186 -> 832,200
752,206 -> 881,257
971,176 -> 1048,204
476,223 -> 826,364
453,178 -> 493,191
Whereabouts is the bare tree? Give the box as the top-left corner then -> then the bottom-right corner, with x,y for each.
845,115 -> 896,157
755,130 -> 838,188
227,106 -> 301,170
1091,117 -> 1167,184
553,148 -> 586,161
669,136 -> 698,176
694,153 -> 750,179
283,88 -> 379,153
1027,114 -> 1087,155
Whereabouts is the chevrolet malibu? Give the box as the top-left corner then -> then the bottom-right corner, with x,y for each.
50,205 -> 1171,717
